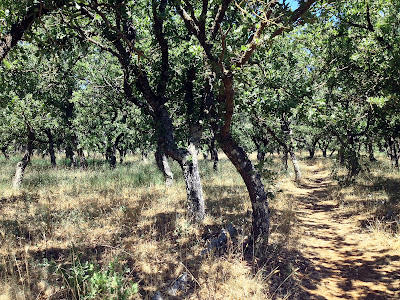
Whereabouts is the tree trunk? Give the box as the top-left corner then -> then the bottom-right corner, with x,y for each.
155,146 -> 174,186
218,134 -> 269,253
1,147 -> 9,159
45,129 -> 57,167
117,148 -> 125,164
338,146 -> 345,164
290,150 -> 302,183
388,137 -> 399,168
13,126 -> 35,189
77,148 -> 88,170
368,141 -> 376,162
308,147 -> 315,159
209,137 -> 219,171
65,145 -> 75,167
181,143 -> 205,222
282,150 -> 288,171
106,146 -> 116,168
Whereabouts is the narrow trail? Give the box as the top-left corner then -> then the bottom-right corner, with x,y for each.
289,163 -> 400,299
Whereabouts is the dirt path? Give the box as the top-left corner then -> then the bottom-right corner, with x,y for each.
290,163 -> 400,299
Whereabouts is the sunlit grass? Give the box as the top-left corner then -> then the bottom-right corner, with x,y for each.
1,151 -> 399,299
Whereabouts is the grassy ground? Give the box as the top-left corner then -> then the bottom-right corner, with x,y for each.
0,152 -> 399,299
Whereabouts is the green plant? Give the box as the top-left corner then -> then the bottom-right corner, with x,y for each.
46,250 -> 138,300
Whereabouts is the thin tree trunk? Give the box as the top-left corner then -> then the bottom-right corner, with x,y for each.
368,141 -> 376,162
77,148 -> 88,170
209,137 -> 219,171
13,126 -> 35,189
218,134 -> 269,253
282,150 -> 288,171
45,129 -> 57,167
155,146 -> 174,186
290,150 -> 302,183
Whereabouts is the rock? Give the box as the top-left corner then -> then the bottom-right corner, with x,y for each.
152,291 -> 164,300
167,272 -> 190,296
201,223 -> 238,256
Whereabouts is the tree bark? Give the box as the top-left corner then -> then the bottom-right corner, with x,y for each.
45,129 -> 57,167
13,126 -> 35,189
290,150 -> 302,183
218,134 -> 269,253
181,143 -> 205,222
155,146 -> 174,186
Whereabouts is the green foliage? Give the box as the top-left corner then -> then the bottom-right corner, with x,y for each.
44,250 -> 138,300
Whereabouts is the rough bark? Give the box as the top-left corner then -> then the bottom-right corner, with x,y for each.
218,134 -> 269,253
155,146 -> 174,186
181,143 -> 205,222
45,129 -> 57,167
13,126 -> 35,189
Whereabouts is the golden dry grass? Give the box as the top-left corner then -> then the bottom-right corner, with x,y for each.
0,152 -> 399,299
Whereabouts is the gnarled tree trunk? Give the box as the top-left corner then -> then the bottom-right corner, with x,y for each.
218,134 -> 269,253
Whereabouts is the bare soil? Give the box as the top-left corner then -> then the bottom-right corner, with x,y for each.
289,163 -> 400,299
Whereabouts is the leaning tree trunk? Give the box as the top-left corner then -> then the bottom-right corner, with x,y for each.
45,129 -> 57,167
155,146 -> 174,186
13,127 -> 35,189
218,134 -> 269,254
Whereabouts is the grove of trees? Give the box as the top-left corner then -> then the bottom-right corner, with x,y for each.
1,0 -> 399,256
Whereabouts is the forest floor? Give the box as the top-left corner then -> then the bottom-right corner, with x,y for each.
286,160 -> 400,299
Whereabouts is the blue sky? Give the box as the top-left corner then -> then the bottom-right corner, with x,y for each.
281,0 -> 300,10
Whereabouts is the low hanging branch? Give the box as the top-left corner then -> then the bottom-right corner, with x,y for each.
0,1 -> 70,62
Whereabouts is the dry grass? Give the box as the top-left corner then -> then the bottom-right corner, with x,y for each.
1,152 -> 399,299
